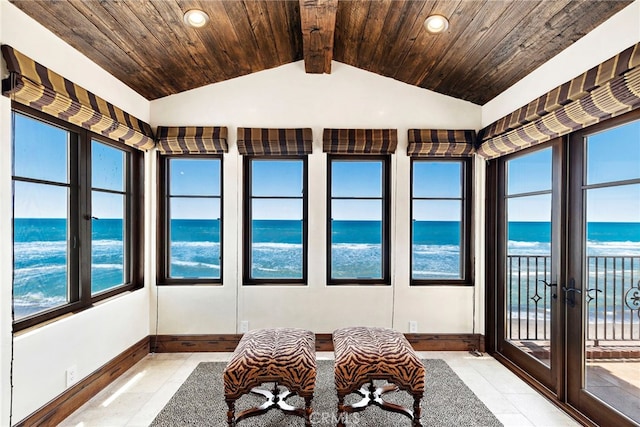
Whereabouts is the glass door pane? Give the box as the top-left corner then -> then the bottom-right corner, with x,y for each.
504,148 -> 555,368
581,121 -> 640,423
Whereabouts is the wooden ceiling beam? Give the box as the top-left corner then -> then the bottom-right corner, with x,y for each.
299,0 -> 338,74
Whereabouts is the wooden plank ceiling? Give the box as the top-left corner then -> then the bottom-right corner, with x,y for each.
8,0 -> 631,105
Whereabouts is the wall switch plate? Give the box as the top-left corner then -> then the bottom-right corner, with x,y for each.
240,320 -> 249,333
66,365 -> 78,387
409,320 -> 418,333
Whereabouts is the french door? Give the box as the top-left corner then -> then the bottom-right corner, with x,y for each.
492,110 -> 640,426
496,142 -> 562,392
566,115 -> 640,426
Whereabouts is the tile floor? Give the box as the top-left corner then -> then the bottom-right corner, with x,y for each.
58,351 -> 579,427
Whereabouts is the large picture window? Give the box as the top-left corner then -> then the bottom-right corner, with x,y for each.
12,105 -> 143,331
411,159 -> 471,284
244,157 -> 307,284
328,156 -> 390,284
158,156 -> 222,284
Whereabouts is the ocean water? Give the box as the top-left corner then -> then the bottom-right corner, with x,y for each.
12,219 -> 640,320
251,220 -> 302,278
412,221 -> 461,279
507,221 -> 640,328
170,219 -> 221,279
13,218 -> 126,318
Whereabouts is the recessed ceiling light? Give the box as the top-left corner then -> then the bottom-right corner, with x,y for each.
424,14 -> 449,34
183,9 -> 210,28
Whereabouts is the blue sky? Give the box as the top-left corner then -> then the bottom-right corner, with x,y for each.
332,160 -> 382,221
251,159 -> 302,220
13,113 -> 130,219
92,141 -> 125,219
585,121 -> 640,223
12,111 -> 640,224
588,121 -> 640,185
505,121 -> 640,222
506,147 -> 552,222
170,158 -> 221,196
13,114 -> 68,218
170,158 -> 221,220
412,161 -> 462,221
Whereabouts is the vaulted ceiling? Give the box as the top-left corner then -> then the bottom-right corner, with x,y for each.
8,0 -> 631,105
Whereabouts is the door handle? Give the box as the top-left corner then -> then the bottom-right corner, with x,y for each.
562,279 -> 580,308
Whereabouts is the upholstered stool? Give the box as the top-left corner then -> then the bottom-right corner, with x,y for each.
333,326 -> 425,427
223,328 -> 316,426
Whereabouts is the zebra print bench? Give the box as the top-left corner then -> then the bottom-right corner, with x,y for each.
223,328 -> 316,427
333,326 -> 425,427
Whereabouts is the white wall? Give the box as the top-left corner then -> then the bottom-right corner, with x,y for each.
150,61 -> 482,335
482,0 -> 640,126
12,293 -> 149,421
0,0 -> 151,423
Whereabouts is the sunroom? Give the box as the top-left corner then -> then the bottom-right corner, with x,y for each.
0,1 -> 639,426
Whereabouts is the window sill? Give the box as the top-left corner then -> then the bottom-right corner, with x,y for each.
156,281 -> 223,286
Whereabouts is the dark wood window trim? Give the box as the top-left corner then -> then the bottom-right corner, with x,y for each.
12,102 -> 144,333
243,155 -> 308,285
327,155 -> 391,286
157,154 -> 223,286
410,157 -> 473,286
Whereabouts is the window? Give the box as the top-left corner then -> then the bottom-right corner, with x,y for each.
12,105 -> 143,331
244,157 -> 307,284
411,159 -> 471,284
328,156 -> 390,284
92,140 -> 127,294
158,156 -> 222,284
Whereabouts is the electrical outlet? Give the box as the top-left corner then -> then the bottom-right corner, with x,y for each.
66,365 -> 78,387
240,320 -> 249,333
409,320 -> 418,333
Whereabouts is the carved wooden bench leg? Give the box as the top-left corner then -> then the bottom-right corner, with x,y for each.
337,394 -> 346,427
226,399 -> 235,427
304,395 -> 313,427
412,393 -> 422,427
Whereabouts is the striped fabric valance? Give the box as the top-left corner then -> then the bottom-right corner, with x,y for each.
407,129 -> 476,157
478,42 -> 640,159
478,64 -> 640,159
322,128 -> 397,154
156,126 -> 228,154
1,45 -> 155,150
237,128 -> 312,155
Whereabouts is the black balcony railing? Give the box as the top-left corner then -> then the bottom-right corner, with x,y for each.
506,255 -> 640,342
506,255 -> 553,341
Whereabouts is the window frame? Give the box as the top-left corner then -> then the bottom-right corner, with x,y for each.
410,157 -> 473,286
11,103 -> 144,332
243,155 -> 309,285
327,154 -> 391,286
157,154 -> 224,286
